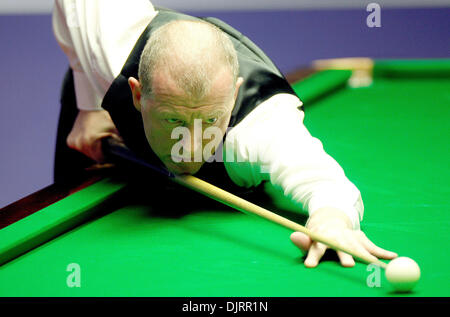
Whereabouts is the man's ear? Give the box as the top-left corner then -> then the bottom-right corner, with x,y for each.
234,77 -> 244,101
128,77 -> 143,112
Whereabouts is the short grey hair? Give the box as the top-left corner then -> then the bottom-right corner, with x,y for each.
138,19 -> 239,101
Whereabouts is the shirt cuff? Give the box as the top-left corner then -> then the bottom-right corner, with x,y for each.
73,71 -> 104,111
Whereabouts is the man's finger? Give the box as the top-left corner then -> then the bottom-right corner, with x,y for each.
359,233 -> 398,259
337,251 -> 355,267
109,133 -> 125,145
352,242 -> 379,264
304,242 -> 327,268
290,232 -> 312,255
92,132 -> 119,162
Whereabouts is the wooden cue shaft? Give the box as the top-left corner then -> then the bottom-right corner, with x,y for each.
174,174 -> 388,269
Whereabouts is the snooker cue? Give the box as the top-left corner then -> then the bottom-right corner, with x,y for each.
102,138 -> 388,269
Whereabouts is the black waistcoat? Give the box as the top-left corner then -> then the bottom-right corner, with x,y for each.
101,9 -> 297,192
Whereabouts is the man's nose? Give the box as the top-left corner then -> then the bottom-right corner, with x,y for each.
184,122 -> 203,162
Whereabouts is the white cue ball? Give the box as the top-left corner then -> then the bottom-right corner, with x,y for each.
385,257 -> 421,292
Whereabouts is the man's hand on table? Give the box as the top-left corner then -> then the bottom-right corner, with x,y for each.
290,207 -> 397,268
67,109 -> 123,163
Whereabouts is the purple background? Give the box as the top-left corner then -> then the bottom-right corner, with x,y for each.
1,8 -> 449,208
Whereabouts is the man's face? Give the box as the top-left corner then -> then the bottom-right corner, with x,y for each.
134,68 -> 241,175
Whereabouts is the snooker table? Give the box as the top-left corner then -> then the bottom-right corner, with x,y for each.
1,58 -> 449,298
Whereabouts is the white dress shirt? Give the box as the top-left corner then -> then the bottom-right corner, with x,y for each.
53,0 -> 158,110
52,0 -> 364,229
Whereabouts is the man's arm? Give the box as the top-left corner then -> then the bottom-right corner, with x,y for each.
52,0 -> 104,111
224,94 -> 362,228
224,93 -> 397,267
52,0 -> 157,161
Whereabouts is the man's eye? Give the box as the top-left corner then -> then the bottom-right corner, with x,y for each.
166,118 -> 182,124
205,118 -> 217,124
